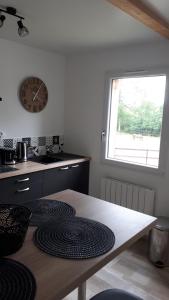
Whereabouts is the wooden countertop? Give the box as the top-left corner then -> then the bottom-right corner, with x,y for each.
10,190 -> 157,300
0,157 -> 89,180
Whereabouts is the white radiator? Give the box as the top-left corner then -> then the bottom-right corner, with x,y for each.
101,178 -> 155,215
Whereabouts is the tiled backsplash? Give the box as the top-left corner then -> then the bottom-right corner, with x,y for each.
0,135 -> 64,156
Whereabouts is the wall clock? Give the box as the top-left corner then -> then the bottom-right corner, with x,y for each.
19,77 -> 48,112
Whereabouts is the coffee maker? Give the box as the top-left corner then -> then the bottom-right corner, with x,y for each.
0,148 -> 16,165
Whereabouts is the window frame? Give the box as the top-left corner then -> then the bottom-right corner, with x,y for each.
101,68 -> 169,174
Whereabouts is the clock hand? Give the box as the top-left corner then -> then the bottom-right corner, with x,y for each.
32,82 -> 44,102
32,92 -> 40,101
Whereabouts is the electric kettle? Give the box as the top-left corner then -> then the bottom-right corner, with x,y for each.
16,142 -> 28,162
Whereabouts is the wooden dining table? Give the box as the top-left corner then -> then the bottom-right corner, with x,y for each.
9,189 -> 156,300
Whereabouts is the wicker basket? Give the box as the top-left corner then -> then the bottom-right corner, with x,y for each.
0,204 -> 31,256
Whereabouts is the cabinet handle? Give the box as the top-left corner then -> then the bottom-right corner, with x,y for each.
59,166 -> 69,170
16,177 -> 30,183
71,165 -> 79,168
16,187 -> 30,193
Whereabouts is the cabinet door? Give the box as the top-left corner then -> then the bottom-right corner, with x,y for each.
43,161 -> 89,196
67,161 -> 89,194
0,172 -> 43,204
43,166 -> 70,196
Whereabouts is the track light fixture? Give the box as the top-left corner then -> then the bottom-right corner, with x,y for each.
0,6 -> 29,37
0,14 -> 6,28
17,20 -> 29,37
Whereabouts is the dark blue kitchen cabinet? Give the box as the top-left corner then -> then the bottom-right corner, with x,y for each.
0,171 -> 43,204
0,161 -> 89,204
43,161 -> 89,196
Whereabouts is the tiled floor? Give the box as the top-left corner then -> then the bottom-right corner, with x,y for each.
64,239 -> 169,300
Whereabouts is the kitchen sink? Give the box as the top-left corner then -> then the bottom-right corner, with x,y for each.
0,166 -> 18,173
51,153 -> 84,160
29,152 -> 84,165
29,155 -> 63,164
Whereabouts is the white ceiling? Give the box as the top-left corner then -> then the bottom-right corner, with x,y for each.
0,0 -> 168,54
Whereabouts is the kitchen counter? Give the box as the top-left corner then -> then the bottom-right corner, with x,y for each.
0,154 -> 90,180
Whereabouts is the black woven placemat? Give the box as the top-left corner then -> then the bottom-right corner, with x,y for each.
24,199 -> 76,226
0,258 -> 36,300
34,217 -> 115,259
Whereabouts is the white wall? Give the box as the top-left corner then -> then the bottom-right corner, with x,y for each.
0,38 -> 65,138
64,41 -> 169,216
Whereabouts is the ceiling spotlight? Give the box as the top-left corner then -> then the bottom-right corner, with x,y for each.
17,20 -> 29,37
0,6 -> 29,37
0,14 -> 6,28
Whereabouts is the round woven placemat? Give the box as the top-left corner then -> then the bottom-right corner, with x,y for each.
24,199 -> 76,226
34,217 -> 115,259
0,258 -> 36,300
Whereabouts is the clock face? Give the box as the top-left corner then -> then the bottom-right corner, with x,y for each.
20,77 -> 48,112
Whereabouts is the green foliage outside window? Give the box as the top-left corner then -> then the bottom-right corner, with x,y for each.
117,101 -> 162,137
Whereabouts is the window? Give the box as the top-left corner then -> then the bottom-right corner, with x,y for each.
102,70 -> 169,171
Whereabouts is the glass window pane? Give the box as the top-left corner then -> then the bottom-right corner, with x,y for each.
106,75 -> 166,168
